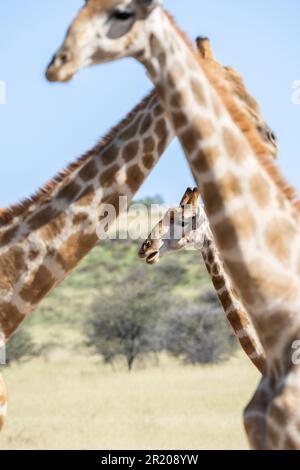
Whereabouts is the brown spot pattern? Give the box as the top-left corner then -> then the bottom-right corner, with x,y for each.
0,302 -> 24,338
143,154 -> 155,170
122,141 -> 139,162
191,79 -> 207,106
20,265 -> 57,305
172,111 -> 188,129
101,145 -> 119,166
27,206 -> 60,231
127,165 -> 145,194
220,172 -> 243,202
153,103 -> 163,117
218,291 -> 232,311
227,308 -> 250,331
202,182 -> 223,216
0,226 -> 19,247
265,218 -> 296,264
155,119 -> 169,154
39,212 -> 67,242
212,275 -> 225,291
223,127 -> 247,163
249,173 -> 270,207
143,136 -> 155,154
193,147 -> 220,174
214,208 -> 256,250
223,260 -> 255,306
99,164 -> 119,187
140,114 -> 152,135
57,181 -> 81,202
72,213 -> 88,225
79,160 -> 97,182
180,127 -> 199,154
75,185 -> 95,207
55,232 -> 98,272
0,247 -> 26,291
119,116 -> 142,141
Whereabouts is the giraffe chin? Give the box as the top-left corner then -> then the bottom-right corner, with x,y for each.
146,252 -> 160,265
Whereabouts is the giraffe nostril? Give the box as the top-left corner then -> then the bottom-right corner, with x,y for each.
57,49 -> 72,65
60,52 -> 69,65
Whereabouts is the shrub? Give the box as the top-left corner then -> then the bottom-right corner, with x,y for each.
5,327 -> 36,365
85,268 -> 171,370
165,290 -> 237,364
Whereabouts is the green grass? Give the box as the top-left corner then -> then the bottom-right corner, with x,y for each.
0,352 -> 259,450
1,209 -> 256,449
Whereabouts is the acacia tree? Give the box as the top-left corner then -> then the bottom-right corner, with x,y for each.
165,290 -> 237,364
85,268 -> 170,370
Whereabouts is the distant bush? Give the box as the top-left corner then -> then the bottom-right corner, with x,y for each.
165,290 -> 237,365
154,258 -> 188,286
131,195 -> 165,208
85,268 -> 238,370
85,268 -> 171,370
6,327 -> 36,365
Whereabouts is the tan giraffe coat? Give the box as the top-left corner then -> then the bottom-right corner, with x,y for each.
1,38 -> 275,430
1,36 -> 276,345
47,0 -> 300,450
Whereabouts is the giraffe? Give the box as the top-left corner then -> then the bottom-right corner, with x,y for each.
0,90 -> 172,429
0,36 -> 275,433
139,187 -> 266,374
46,0 -> 300,450
0,37 -> 275,432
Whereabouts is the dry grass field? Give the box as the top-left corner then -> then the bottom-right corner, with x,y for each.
0,351 -> 259,450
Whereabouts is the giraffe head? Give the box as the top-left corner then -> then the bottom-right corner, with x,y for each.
139,187 -> 208,264
46,0 -> 162,82
45,5 -> 278,159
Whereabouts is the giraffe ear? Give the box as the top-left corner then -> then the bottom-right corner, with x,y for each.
180,188 -> 193,207
196,37 -> 214,60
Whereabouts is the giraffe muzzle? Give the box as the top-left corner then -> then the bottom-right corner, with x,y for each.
45,50 -> 75,83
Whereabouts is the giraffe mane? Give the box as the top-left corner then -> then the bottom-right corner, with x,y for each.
0,90 -> 156,227
195,37 -> 261,121
164,10 -> 300,215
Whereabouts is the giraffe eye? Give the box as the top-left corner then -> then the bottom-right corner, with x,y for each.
111,10 -> 135,21
268,130 -> 277,144
145,240 -> 152,248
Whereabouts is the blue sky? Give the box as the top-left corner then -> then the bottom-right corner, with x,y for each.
0,0 -> 299,206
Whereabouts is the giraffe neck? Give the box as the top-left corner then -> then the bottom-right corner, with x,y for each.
0,91 -> 173,341
141,8 -> 300,358
181,209 -> 265,372
198,227 -> 265,373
